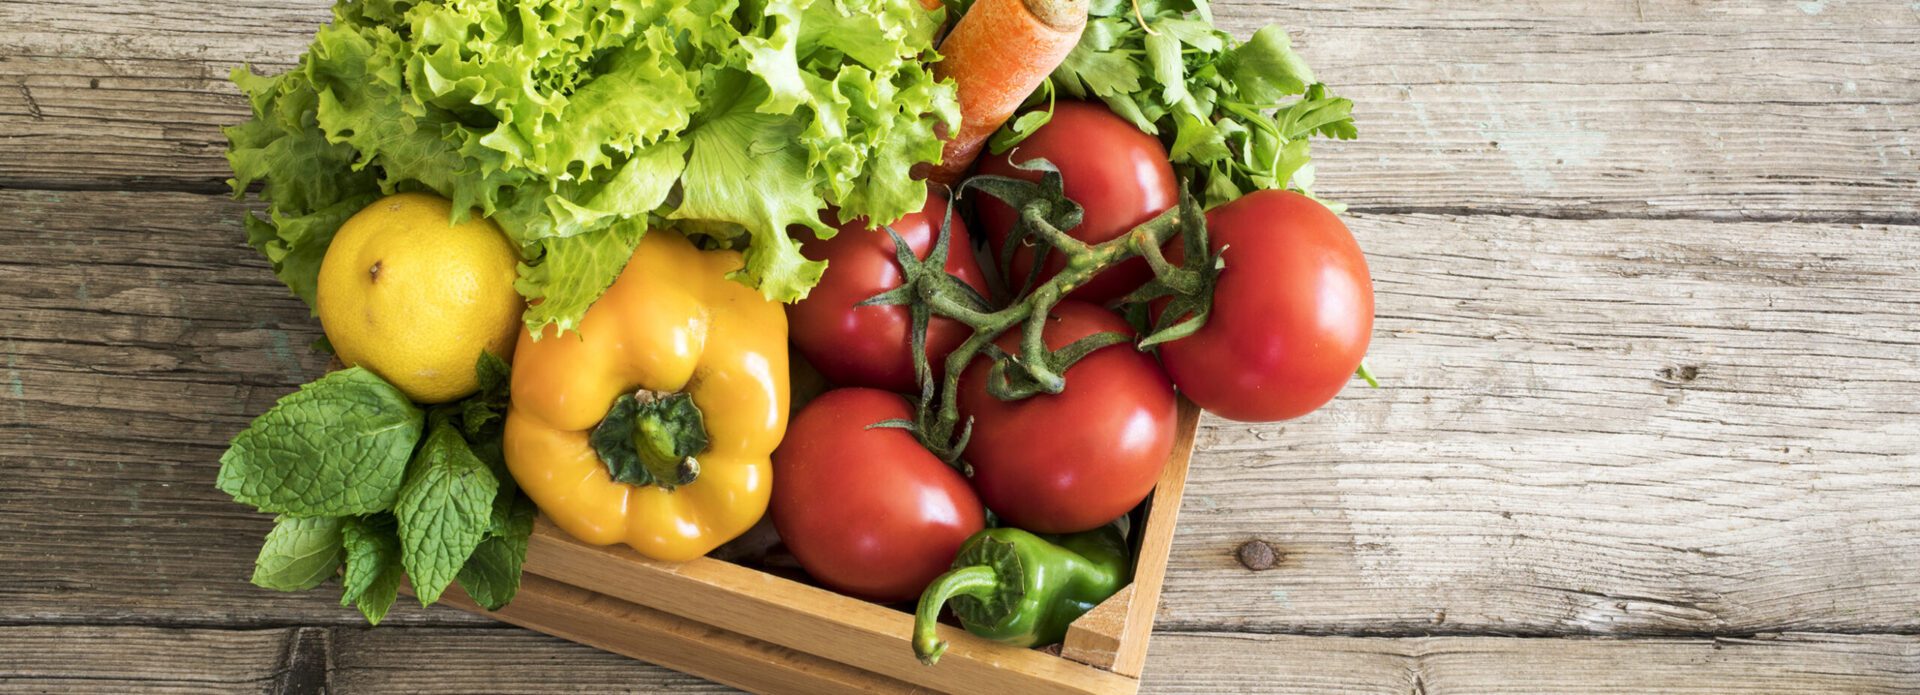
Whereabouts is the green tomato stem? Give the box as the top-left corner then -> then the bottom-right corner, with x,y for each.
913,202 -> 1189,460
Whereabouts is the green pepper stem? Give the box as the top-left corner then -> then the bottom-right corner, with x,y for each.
912,565 -> 1000,666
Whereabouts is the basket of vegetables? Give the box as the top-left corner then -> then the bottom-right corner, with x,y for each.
213,0 -> 1372,691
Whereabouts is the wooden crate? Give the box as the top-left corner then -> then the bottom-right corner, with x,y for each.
444,399 -> 1201,694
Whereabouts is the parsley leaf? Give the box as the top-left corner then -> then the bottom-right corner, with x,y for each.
1034,3 -> 1358,205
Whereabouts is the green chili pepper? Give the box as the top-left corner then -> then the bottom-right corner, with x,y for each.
912,523 -> 1130,665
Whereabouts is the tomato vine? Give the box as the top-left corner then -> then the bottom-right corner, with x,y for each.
862,160 -> 1222,464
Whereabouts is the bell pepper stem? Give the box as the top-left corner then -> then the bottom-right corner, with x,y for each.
632,397 -> 702,487
912,565 -> 1001,666
591,390 -> 707,490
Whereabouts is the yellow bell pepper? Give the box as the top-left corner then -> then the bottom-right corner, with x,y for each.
503,230 -> 789,561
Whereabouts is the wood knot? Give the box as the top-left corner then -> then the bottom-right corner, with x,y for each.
1657,364 -> 1701,383
1235,539 -> 1283,571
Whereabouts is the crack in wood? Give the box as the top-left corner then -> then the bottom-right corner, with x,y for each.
271,626 -> 332,695
17,83 -> 44,120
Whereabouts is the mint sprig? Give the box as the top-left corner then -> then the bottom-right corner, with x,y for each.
220,356 -> 534,623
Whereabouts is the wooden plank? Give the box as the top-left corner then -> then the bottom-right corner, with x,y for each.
0,189 -> 485,627
2,190 -> 1918,638
6,626 -> 1915,694
0,625 -> 741,693
1060,585 -> 1133,671
0,625 -> 298,693
432,578 -> 918,695
1159,209 -> 1920,636
1229,0 -> 1920,222
1137,632 -> 1920,694
2,1 -> 1916,220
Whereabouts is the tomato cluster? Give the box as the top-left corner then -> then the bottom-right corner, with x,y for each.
772,102 -> 1374,601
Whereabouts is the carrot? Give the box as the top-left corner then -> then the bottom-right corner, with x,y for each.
926,0 -> 1088,186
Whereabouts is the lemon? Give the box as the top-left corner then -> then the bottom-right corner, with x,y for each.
317,192 -> 524,404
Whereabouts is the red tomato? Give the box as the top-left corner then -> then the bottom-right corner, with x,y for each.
788,192 -> 991,393
1158,190 -> 1373,422
957,301 -> 1176,533
974,101 -> 1177,304
771,388 -> 986,602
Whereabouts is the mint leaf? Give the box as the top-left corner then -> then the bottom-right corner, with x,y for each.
394,424 -> 499,605
217,368 -> 424,517
251,516 -> 344,592
455,536 -> 526,611
459,351 -> 513,439
340,514 -> 404,625
457,493 -> 536,611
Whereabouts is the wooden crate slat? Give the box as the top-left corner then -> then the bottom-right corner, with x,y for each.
453,399 -> 1203,693
521,523 -> 1140,695
440,576 -> 920,695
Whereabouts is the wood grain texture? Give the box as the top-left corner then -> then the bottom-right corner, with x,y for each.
0,189 -> 488,627
4,190 -> 1915,641
2,0 -> 1916,221
1138,632 -> 1920,694
0,625 -> 295,693
0,625 -> 742,693
5,626 -> 1916,694
1164,209 -> 1920,635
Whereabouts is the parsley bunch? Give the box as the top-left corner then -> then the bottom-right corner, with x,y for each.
1000,0 -> 1356,207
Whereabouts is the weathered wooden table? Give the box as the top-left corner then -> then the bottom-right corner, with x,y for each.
4,0 -> 1917,692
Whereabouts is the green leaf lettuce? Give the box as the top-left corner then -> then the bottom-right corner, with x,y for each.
227,0 -> 958,334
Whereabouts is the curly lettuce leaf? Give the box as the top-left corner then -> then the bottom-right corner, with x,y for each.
225,0 -> 956,333
515,217 -> 649,337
